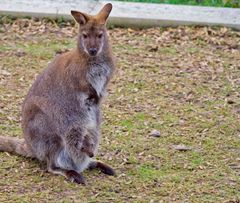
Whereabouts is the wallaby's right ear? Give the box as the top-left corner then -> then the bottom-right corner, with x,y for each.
96,3 -> 112,24
71,10 -> 90,25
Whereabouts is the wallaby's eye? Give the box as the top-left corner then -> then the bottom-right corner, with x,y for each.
83,33 -> 88,39
98,33 -> 103,39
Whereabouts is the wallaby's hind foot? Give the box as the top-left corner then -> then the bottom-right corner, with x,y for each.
48,162 -> 86,185
88,161 -> 116,176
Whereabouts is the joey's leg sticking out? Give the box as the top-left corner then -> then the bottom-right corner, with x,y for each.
88,160 -> 116,176
47,159 -> 86,185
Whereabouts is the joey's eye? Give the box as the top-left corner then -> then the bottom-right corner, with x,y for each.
98,33 -> 103,39
83,34 -> 88,39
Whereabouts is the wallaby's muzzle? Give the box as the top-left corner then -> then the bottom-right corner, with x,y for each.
88,48 -> 98,57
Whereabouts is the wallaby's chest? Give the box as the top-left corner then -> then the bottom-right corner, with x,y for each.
86,62 -> 111,98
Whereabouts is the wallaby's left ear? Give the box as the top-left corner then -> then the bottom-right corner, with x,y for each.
96,3 -> 112,24
71,10 -> 90,25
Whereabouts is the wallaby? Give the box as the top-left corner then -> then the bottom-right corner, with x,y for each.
0,3 -> 115,184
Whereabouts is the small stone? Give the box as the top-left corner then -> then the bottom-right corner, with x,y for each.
172,144 -> 192,151
133,88 -> 139,92
149,130 -> 161,137
0,70 -> 11,76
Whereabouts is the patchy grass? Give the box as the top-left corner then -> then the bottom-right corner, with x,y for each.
0,18 -> 240,202
118,0 -> 240,8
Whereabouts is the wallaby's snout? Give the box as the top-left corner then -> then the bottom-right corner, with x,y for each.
89,48 -> 97,57
87,150 -> 94,158
81,136 -> 95,157
81,145 -> 94,157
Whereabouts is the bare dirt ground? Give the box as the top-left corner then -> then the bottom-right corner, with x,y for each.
0,17 -> 240,202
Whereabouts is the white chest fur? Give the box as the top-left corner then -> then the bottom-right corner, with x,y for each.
86,63 -> 110,97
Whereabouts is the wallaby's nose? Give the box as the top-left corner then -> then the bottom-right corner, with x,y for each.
89,48 -> 97,56
88,152 -> 94,158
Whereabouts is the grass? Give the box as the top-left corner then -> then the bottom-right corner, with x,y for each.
119,0 -> 240,8
0,18 -> 240,202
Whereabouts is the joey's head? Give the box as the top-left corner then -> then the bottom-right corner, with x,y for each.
71,3 -> 112,57
81,136 -> 95,158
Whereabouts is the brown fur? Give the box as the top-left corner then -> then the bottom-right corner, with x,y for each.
0,3 -> 116,184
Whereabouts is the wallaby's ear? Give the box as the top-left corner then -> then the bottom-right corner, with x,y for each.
96,3 -> 112,24
71,10 -> 90,25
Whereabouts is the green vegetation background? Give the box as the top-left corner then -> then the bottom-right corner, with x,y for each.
119,0 -> 240,8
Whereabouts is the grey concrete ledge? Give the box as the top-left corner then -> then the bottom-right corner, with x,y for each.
0,0 -> 239,30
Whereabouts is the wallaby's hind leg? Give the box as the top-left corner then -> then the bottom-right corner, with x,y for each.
88,160 -> 116,176
47,159 -> 86,185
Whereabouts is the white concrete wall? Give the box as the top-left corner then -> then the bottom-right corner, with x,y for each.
0,0 -> 239,29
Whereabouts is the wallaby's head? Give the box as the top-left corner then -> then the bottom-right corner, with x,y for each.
81,135 -> 95,158
71,3 -> 112,57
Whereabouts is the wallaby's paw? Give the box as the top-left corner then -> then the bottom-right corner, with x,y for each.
66,170 -> 86,185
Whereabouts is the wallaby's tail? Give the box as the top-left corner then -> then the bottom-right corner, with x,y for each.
0,136 -> 34,158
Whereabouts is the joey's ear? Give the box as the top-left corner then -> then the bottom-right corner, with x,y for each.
71,10 -> 90,25
96,3 -> 112,24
